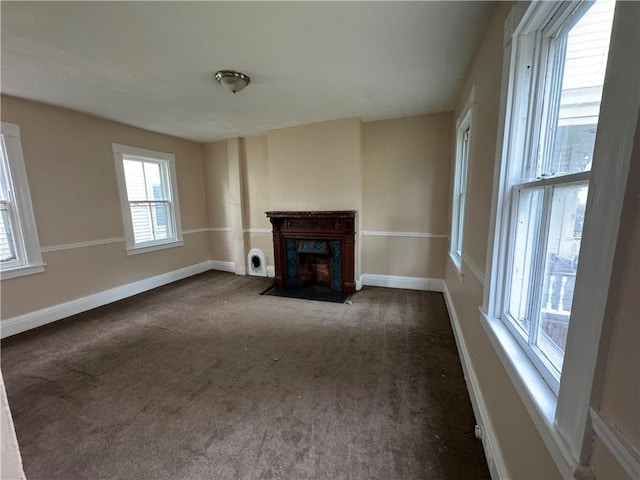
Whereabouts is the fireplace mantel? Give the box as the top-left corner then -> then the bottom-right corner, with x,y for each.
266,211 -> 356,294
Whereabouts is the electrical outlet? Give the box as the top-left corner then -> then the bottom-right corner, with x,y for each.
474,424 -> 483,440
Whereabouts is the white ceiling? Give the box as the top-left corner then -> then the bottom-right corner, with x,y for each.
1,2 -> 495,143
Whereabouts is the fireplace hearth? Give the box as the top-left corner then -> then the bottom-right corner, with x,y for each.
266,211 -> 356,295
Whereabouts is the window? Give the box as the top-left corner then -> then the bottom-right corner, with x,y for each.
496,0 -> 615,392
0,123 -> 44,279
112,144 -> 183,254
450,89 -> 474,272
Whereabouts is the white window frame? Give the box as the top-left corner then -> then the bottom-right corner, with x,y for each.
481,1 -> 638,477
0,122 -> 45,280
449,87 -> 474,275
112,143 -> 183,255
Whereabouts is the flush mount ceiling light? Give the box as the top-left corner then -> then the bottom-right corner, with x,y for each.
214,70 -> 251,94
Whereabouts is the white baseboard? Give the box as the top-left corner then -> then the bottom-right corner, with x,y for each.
210,260 -> 235,273
442,283 -> 507,480
0,261 -> 214,339
590,408 -> 640,479
360,273 -> 444,292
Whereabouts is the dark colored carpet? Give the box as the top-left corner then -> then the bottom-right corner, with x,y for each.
1,271 -> 490,480
263,285 -> 350,304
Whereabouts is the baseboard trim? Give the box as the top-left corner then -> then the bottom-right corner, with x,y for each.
360,273 -> 444,292
0,261 -> 214,339
210,260 -> 236,273
590,408 -> 640,479
442,283 -> 508,480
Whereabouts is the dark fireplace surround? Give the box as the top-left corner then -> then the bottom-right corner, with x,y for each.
266,211 -> 356,294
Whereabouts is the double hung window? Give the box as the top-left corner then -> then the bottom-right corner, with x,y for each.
112,144 -> 183,254
0,122 -> 44,279
450,90 -> 473,272
499,0 -> 615,392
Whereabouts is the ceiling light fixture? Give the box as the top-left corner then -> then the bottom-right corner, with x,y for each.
214,70 -> 251,94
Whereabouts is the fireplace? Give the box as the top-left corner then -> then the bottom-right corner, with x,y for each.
266,211 -> 356,294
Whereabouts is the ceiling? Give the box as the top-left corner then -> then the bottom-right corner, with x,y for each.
1,2 -> 496,143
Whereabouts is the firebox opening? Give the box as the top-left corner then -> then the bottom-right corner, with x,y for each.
298,252 -> 333,289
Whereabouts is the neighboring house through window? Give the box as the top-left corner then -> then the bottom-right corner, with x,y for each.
112,143 -> 183,255
450,87 -> 474,273
0,122 -> 44,279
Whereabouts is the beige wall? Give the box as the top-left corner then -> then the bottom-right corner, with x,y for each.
0,96 -> 210,319
266,118 -> 362,213
444,3 -> 564,479
362,114 -> 451,278
597,161 -> 640,453
200,114 -> 451,278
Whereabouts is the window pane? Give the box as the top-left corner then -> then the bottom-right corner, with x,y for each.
536,184 -> 588,371
143,162 -> 164,201
151,203 -> 170,241
544,0 -> 615,176
0,207 -> 17,262
508,188 -> 544,333
130,204 -> 154,244
123,160 -> 147,201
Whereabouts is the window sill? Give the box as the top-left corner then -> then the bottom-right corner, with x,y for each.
0,263 -> 46,280
126,239 -> 184,256
448,251 -> 464,282
479,309 -> 577,478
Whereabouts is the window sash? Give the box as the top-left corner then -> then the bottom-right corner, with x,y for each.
128,200 -> 174,246
451,120 -> 471,265
112,143 -> 182,253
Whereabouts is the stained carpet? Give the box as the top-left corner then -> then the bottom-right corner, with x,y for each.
1,271 -> 490,480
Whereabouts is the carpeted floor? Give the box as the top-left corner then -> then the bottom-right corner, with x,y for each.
1,271 -> 490,480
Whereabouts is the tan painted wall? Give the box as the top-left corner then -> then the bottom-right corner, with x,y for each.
202,140 -> 233,262
265,118 -> 362,212
444,4 -> 563,479
201,115 -> 450,278
598,184 -> 639,450
0,96 -> 210,319
362,114 -> 451,278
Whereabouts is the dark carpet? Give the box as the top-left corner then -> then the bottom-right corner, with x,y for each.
263,285 -> 350,304
1,271 -> 490,480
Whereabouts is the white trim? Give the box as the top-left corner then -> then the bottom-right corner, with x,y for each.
360,274 -> 444,292
361,231 -> 446,239
112,143 -> 183,253
463,256 -> 485,286
182,228 -> 211,235
41,237 -> 125,253
0,261 -> 213,339
0,122 -> 20,138
266,266 -> 275,278
0,264 -> 46,280
442,284 -> 507,480
209,227 -> 232,233
0,122 -> 45,278
125,239 -> 184,256
590,409 -> 640,480
242,228 -> 271,234
210,260 -> 235,273
480,310 -> 577,479
555,1 -> 640,462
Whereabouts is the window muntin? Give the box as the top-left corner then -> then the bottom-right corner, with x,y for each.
501,0 -> 615,391
0,123 -> 44,278
112,144 -> 182,254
